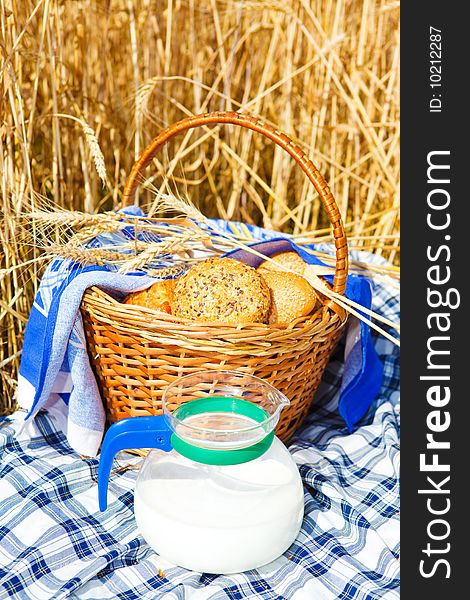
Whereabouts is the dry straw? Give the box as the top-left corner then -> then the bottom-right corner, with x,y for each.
1,0 -> 399,415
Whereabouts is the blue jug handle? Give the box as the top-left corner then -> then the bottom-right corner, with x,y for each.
98,415 -> 172,511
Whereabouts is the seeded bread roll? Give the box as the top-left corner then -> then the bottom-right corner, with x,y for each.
172,257 -> 271,324
260,270 -> 318,324
125,279 -> 175,314
258,251 -> 307,276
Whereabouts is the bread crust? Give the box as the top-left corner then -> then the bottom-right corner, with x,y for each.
172,257 -> 271,324
258,251 -> 307,275
259,270 -> 318,324
124,279 -> 175,314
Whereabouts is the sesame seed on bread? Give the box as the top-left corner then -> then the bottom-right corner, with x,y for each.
172,257 -> 271,324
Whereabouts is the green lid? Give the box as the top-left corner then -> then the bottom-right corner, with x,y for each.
169,396 -> 273,466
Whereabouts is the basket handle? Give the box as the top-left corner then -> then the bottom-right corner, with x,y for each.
122,111 -> 348,295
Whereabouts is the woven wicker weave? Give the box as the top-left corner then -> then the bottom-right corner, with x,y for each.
81,111 -> 349,442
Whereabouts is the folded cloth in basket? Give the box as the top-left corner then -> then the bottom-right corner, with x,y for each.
17,209 -> 383,456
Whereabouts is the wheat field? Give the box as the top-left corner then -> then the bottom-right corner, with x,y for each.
0,0 -> 399,414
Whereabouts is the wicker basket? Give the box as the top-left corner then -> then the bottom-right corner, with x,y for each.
81,111 -> 349,442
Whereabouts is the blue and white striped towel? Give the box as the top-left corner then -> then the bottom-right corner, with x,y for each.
17,210 -> 384,456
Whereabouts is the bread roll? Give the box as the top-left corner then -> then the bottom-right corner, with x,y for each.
172,257 -> 271,324
258,251 -> 307,276
125,279 -> 175,314
260,270 -> 318,324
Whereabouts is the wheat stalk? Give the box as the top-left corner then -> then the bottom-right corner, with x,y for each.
47,114 -> 109,187
26,209 -> 120,228
45,244 -> 130,266
1,0 -> 400,415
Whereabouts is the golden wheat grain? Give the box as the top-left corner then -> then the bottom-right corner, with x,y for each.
44,244 -> 130,266
0,0 -> 400,414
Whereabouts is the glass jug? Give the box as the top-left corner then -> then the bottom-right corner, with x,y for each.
98,371 -> 304,574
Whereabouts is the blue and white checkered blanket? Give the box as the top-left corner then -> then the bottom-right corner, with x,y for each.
0,269 -> 400,599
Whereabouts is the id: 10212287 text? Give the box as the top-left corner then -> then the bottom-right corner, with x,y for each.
429,26 -> 442,113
